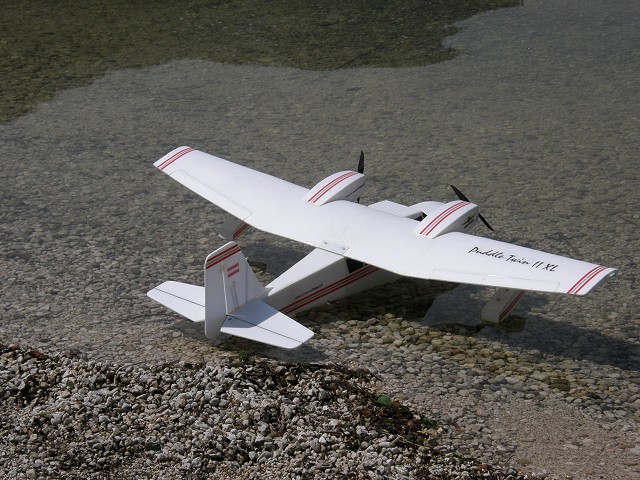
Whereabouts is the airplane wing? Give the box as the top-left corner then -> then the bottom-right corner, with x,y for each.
154,147 -> 616,295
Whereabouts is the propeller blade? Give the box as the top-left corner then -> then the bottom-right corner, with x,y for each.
450,184 -> 494,231
357,151 -> 365,174
478,213 -> 494,231
449,184 -> 469,202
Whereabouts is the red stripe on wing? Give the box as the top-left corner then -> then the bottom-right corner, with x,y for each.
158,147 -> 194,170
568,265 -> 606,294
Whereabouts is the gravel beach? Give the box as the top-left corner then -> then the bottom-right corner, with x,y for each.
1,0 -> 639,478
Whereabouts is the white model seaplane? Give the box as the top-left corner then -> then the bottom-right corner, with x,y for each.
148,146 -> 617,349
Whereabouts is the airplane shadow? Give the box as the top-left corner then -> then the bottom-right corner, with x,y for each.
473,314 -> 639,372
219,336 -> 330,364
335,278 -> 639,372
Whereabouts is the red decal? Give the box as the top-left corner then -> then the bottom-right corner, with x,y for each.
206,245 -> 241,269
158,147 -> 194,170
227,263 -> 240,278
281,265 -> 379,315
568,265 -> 606,294
233,223 -> 250,239
419,201 -> 468,236
498,291 -> 525,321
308,172 -> 358,204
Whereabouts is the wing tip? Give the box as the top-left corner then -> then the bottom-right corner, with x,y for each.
154,146 -> 195,171
567,266 -> 618,296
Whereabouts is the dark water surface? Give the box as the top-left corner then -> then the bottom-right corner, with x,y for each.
0,0 -> 520,122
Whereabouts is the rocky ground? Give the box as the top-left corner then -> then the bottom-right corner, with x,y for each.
1,343 -> 523,479
1,0 -> 639,478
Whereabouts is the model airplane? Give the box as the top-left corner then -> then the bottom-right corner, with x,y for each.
148,146 -> 617,349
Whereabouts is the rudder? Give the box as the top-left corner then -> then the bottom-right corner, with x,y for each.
204,242 -> 265,339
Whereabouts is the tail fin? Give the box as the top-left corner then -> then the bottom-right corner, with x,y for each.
204,241 -> 314,348
148,241 -> 314,348
204,242 -> 265,339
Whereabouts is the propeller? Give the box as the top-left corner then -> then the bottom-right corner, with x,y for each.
450,184 -> 494,231
356,151 -> 365,204
357,151 -> 365,174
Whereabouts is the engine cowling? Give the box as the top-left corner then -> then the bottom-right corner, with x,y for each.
302,171 -> 365,206
413,200 -> 479,238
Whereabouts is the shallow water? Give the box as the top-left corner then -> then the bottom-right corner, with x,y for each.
1,0 -> 639,476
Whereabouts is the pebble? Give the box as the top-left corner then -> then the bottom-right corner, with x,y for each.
0,343 -> 522,479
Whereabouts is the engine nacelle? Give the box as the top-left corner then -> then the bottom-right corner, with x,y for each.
303,171 -> 365,206
414,200 -> 479,238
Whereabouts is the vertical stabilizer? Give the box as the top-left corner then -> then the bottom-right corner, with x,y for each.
204,242 -> 266,339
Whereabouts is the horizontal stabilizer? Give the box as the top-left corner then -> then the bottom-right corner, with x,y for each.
147,281 -> 205,322
221,299 -> 314,349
